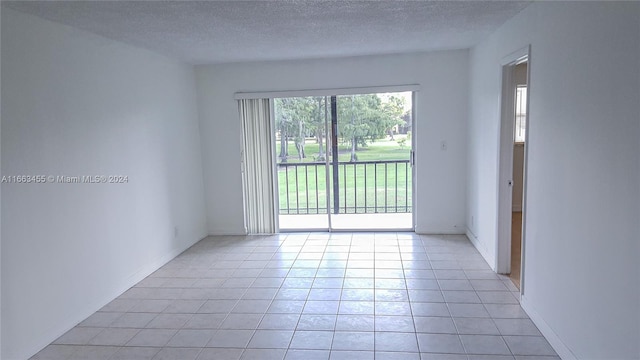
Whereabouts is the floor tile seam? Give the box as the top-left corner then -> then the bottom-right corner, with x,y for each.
412,297 -> 464,355
401,255 -> 430,355
267,248 -> 311,339
88,327 -> 144,347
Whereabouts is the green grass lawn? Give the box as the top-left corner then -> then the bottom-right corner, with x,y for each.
277,136 -> 412,214
277,135 -> 411,163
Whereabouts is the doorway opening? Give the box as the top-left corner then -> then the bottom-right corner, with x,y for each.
497,47 -> 530,293
274,92 -> 414,231
510,78 -> 527,289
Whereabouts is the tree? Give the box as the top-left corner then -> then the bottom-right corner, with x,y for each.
275,94 -> 406,163
398,109 -> 412,134
337,94 -> 406,162
311,97 -> 326,161
275,97 -> 316,162
274,98 -> 290,162
382,95 -> 405,140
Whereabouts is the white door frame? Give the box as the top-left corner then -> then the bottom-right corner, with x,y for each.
269,98 -> 281,232
411,91 -> 417,231
496,46 -> 531,293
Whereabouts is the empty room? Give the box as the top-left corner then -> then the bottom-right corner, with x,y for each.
1,1 -> 638,360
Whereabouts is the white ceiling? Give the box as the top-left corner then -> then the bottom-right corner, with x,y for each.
3,1 -> 531,65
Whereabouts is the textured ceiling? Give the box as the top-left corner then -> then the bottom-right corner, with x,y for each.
3,1 -> 531,65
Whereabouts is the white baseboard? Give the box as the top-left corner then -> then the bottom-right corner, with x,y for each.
208,229 -> 248,236
20,236 -> 206,360
520,296 -> 577,360
466,227 -> 496,271
414,227 -> 465,235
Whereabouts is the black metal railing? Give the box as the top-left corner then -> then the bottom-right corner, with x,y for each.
278,160 -> 412,215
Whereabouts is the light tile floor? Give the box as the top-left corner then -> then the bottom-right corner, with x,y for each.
32,233 -> 559,360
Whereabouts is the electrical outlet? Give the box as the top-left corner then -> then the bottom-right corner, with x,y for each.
440,141 -> 447,151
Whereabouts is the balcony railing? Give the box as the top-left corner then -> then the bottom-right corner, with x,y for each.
278,160 -> 412,215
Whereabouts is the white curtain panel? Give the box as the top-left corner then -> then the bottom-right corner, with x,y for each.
238,98 -> 276,234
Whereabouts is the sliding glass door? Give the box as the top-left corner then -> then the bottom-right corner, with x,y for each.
275,92 -> 413,231
275,96 -> 330,230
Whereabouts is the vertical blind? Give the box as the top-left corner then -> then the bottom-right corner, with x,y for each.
238,98 -> 276,234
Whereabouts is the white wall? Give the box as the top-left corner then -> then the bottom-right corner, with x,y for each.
467,2 -> 640,359
196,51 -> 468,235
1,8 -> 208,359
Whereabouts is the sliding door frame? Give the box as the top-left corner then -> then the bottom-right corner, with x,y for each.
236,85 -> 420,232
268,98 -> 280,232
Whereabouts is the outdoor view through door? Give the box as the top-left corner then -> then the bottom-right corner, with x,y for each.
275,92 -> 413,230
